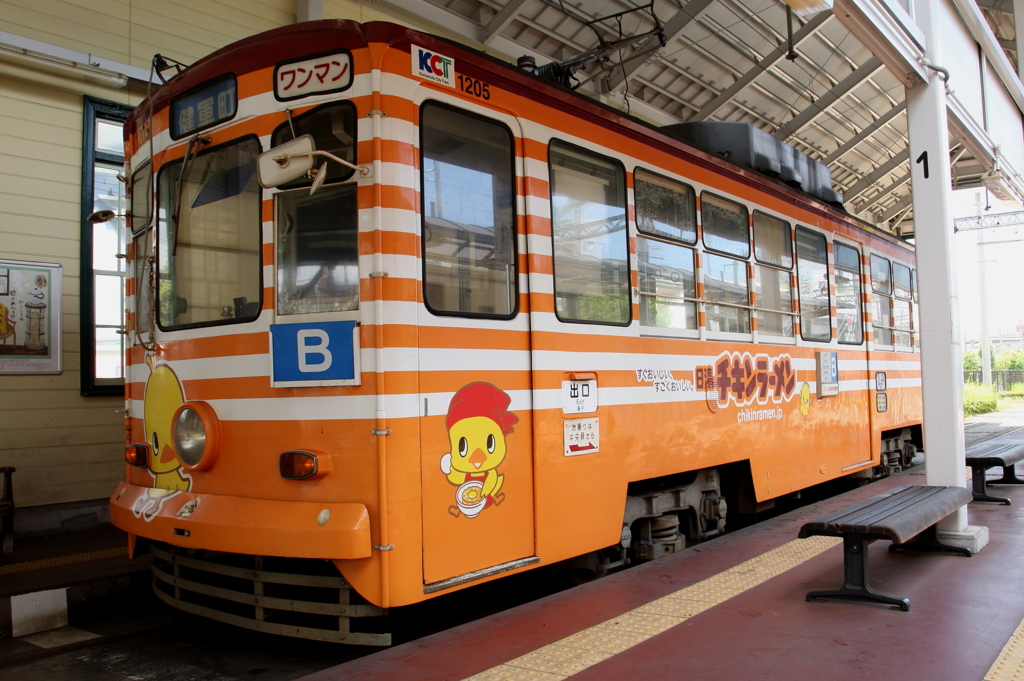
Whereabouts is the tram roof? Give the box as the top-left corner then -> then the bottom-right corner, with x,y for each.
133,18 -> 914,253
372,0 -> 1024,241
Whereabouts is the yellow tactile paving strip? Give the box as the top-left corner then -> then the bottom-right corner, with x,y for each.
465,536 -> 842,681
0,547 -> 127,575
986,618 -> 1024,680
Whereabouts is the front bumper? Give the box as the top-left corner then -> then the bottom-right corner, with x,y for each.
109,482 -> 372,559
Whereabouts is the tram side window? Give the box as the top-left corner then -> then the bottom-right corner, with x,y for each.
834,242 -> 863,344
702,193 -> 750,334
892,262 -> 913,349
870,254 -> 892,345
133,227 -> 153,345
421,103 -> 517,317
795,227 -> 830,341
129,162 -> 154,350
911,269 -> 919,349
635,169 -> 696,329
550,141 -> 629,325
752,211 -> 793,338
130,162 -> 152,232
157,137 -> 262,329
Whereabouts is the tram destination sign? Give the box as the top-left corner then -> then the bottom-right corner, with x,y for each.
171,76 -> 237,139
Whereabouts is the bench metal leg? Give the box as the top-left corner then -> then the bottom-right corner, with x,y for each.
992,464 -> 1024,486
1,513 -> 12,554
806,535 -> 910,611
970,464 -> 1011,505
888,524 -> 972,557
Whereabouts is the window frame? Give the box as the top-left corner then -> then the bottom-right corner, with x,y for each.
80,96 -> 133,397
633,168 -> 697,245
750,211 -> 795,339
271,100 -> 358,189
833,240 -> 864,345
794,226 -> 832,343
700,191 -> 750,259
751,210 -> 793,269
548,139 -> 631,327
869,253 -> 894,347
154,134 -> 264,332
274,182 -> 361,317
633,167 -> 698,332
418,100 -> 520,320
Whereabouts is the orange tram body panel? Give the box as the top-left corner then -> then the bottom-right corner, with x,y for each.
110,20 -> 922,641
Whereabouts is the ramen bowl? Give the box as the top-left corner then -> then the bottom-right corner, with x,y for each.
456,480 -> 486,518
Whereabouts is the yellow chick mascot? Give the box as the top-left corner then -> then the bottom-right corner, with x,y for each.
440,383 -> 518,518
132,357 -> 191,521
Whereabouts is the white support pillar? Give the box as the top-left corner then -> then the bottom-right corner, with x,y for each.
909,0 -> 988,552
1015,0 -> 1024,84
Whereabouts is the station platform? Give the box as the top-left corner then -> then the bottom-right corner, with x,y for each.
300,406 -> 1024,681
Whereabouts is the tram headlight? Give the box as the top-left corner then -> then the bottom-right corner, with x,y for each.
171,401 -> 221,470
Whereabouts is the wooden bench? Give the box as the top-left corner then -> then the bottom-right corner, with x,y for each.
799,484 -> 972,611
0,466 -> 14,553
965,442 -> 1024,505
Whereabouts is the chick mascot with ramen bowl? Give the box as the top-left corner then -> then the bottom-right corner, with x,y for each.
440,383 -> 518,518
131,356 -> 192,521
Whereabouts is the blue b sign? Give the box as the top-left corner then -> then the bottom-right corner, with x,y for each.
270,321 -> 358,386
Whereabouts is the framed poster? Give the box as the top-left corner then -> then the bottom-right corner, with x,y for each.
0,259 -> 62,374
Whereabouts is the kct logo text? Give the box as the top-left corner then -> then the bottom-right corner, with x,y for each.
413,45 -> 455,87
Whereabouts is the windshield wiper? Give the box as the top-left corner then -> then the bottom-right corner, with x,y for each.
171,134 -> 211,256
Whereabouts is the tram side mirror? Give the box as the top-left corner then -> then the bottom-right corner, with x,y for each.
257,134 -> 316,187
88,209 -> 118,224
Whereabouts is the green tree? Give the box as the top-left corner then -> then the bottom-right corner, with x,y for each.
963,351 -> 981,371
996,348 -> 1024,370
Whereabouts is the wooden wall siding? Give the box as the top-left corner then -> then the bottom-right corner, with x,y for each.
0,0 -> 296,71
0,75 -> 129,507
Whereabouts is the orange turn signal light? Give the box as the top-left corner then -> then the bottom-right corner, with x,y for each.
280,451 -> 318,480
125,443 -> 150,467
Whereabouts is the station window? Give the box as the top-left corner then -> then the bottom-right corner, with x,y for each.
421,103 -> 517,317
834,242 -> 863,344
549,141 -> 629,325
81,96 -> 133,396
156,137 -> 262,329
634,169 -> 696,329
795,227 -> 830,341
870,254 -> 892,346
892,262 -> 913,349
702,193 -> 750,334
752,211 -> 793,338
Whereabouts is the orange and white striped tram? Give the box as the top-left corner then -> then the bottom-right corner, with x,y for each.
110,20 -> 922,644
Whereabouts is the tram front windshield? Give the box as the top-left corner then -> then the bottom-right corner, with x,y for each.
157,137 -> 262,329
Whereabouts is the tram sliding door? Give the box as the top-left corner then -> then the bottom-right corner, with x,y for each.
417,99 -> 536,587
